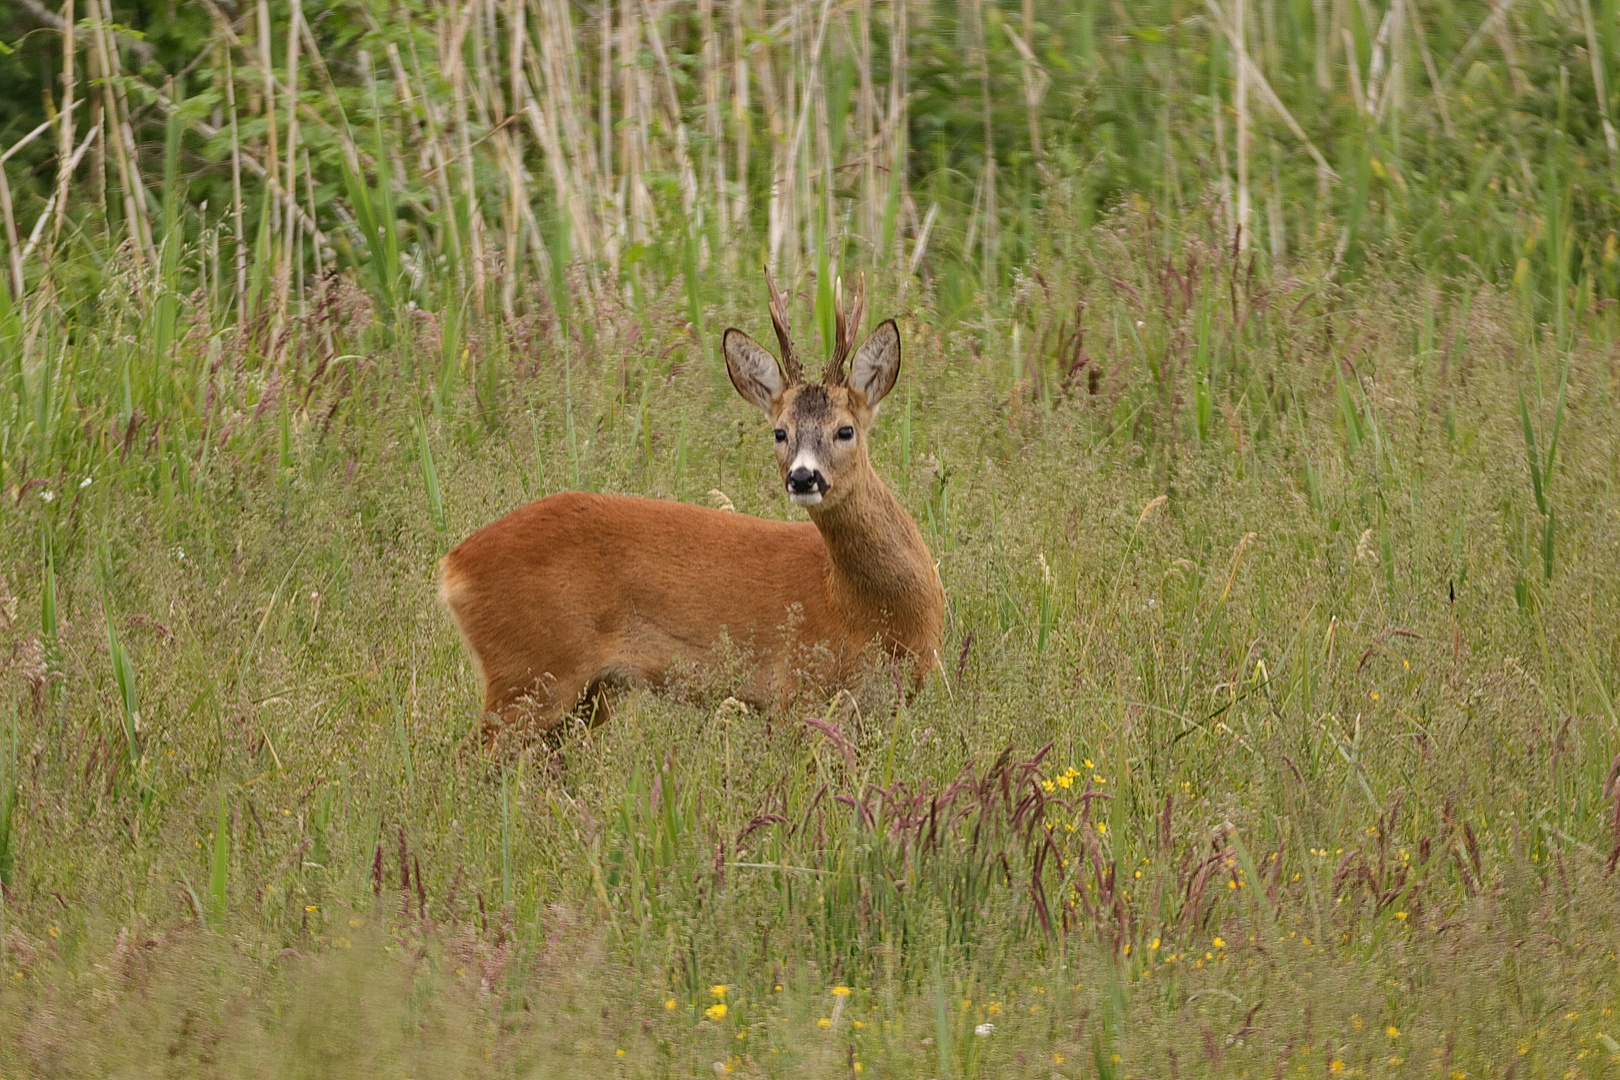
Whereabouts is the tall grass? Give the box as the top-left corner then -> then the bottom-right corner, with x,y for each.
0,196 -> 1618,1071
1,0 -> 1620,1075
3,0 -> 1620,336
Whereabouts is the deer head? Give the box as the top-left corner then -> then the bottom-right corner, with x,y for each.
724,270 -> 902,509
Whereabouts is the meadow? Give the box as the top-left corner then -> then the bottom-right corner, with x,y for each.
3,0 -> 1620,1075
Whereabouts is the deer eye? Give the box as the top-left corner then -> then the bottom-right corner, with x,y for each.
836,426 -> 855,441
773,428 -> 787,443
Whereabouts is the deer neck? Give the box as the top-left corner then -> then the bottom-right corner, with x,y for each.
808,464 -> 938,630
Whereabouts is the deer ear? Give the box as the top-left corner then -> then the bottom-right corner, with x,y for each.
723,329 -> 785,414
848,319 -> 901,408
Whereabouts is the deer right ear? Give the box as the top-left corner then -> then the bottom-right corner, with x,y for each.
849,319 -> 901,408
723,329 -> 785,414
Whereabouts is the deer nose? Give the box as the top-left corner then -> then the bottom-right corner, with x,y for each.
787,467 -> 823,494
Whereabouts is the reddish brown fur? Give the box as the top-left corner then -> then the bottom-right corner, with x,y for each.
440,287 -> 943,743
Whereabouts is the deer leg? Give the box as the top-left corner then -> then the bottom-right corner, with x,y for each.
480,669 -> 581,751
581,681 -> 614,728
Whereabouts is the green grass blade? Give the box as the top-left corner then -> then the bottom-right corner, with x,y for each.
1519,389 -> 1546,517
501,768 -> 513,909
41,531 -> 57,647
415,411 -> 446,532
101,590 -> 141,771
0,703 -> 16,889
208,794 -> 229,928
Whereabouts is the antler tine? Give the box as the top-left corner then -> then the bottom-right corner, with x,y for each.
847,272 -> 867,357
825,277 -> 848,385
764,265 -> 802,385
822,272 -> 867,386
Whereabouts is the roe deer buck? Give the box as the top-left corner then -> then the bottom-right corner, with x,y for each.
439,274 -> 944,742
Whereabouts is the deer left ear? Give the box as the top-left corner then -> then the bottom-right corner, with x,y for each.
848,320 -> 900,408
724,328 -> 785,414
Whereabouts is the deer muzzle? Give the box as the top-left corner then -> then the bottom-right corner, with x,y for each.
787,465 -> 827,505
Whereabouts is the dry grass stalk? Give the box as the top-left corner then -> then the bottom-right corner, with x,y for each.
781,0 -> 837,272
637,0 -> 699,223
730,0 -> 751,249
970,0 -> 996,285
598,0 -> 612,207
1407,1 -> 1454,138
0,144 -> 24,299
1578,0 -> 1618,176
94,0 -> 154,268
1441,0 -> 1523,94
21,126 -> 100,265
279,0 -> 304,333
1212,57 -> 1234,235
445,0 -> 490,307
531,0 -> 602,263
700,0 -> 728,254
1206,0 -> 1336,181
1006,0 -> 1047,161
50,0 -> 76,257
856,0 -> 876,244
257,0 -> 280,243
1233,0 -> 1250,250
1313,0 -> 1331,90
498,0 -> 526,316
759,0 -> 787,266
220,16 -> 249,325
889,0 -> 908,263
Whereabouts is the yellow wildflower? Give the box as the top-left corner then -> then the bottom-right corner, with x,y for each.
665,999 -> 678,1010
711,985 -> 727,999
1212,937 -> 1225,948
832,986 -> 851,997
705,1003 -> 728,1021
817,1018 -> 831,1029
1387,1025 -> 1400,1039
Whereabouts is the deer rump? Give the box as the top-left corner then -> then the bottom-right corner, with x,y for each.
440,490 -> 861,729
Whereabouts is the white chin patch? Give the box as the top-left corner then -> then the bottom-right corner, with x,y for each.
789,491 -> 824,507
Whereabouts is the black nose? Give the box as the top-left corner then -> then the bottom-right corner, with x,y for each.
787,467 -> 822,494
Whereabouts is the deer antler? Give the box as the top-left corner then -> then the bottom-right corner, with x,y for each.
764,266 -> 802,386
822,272 -> 867,386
